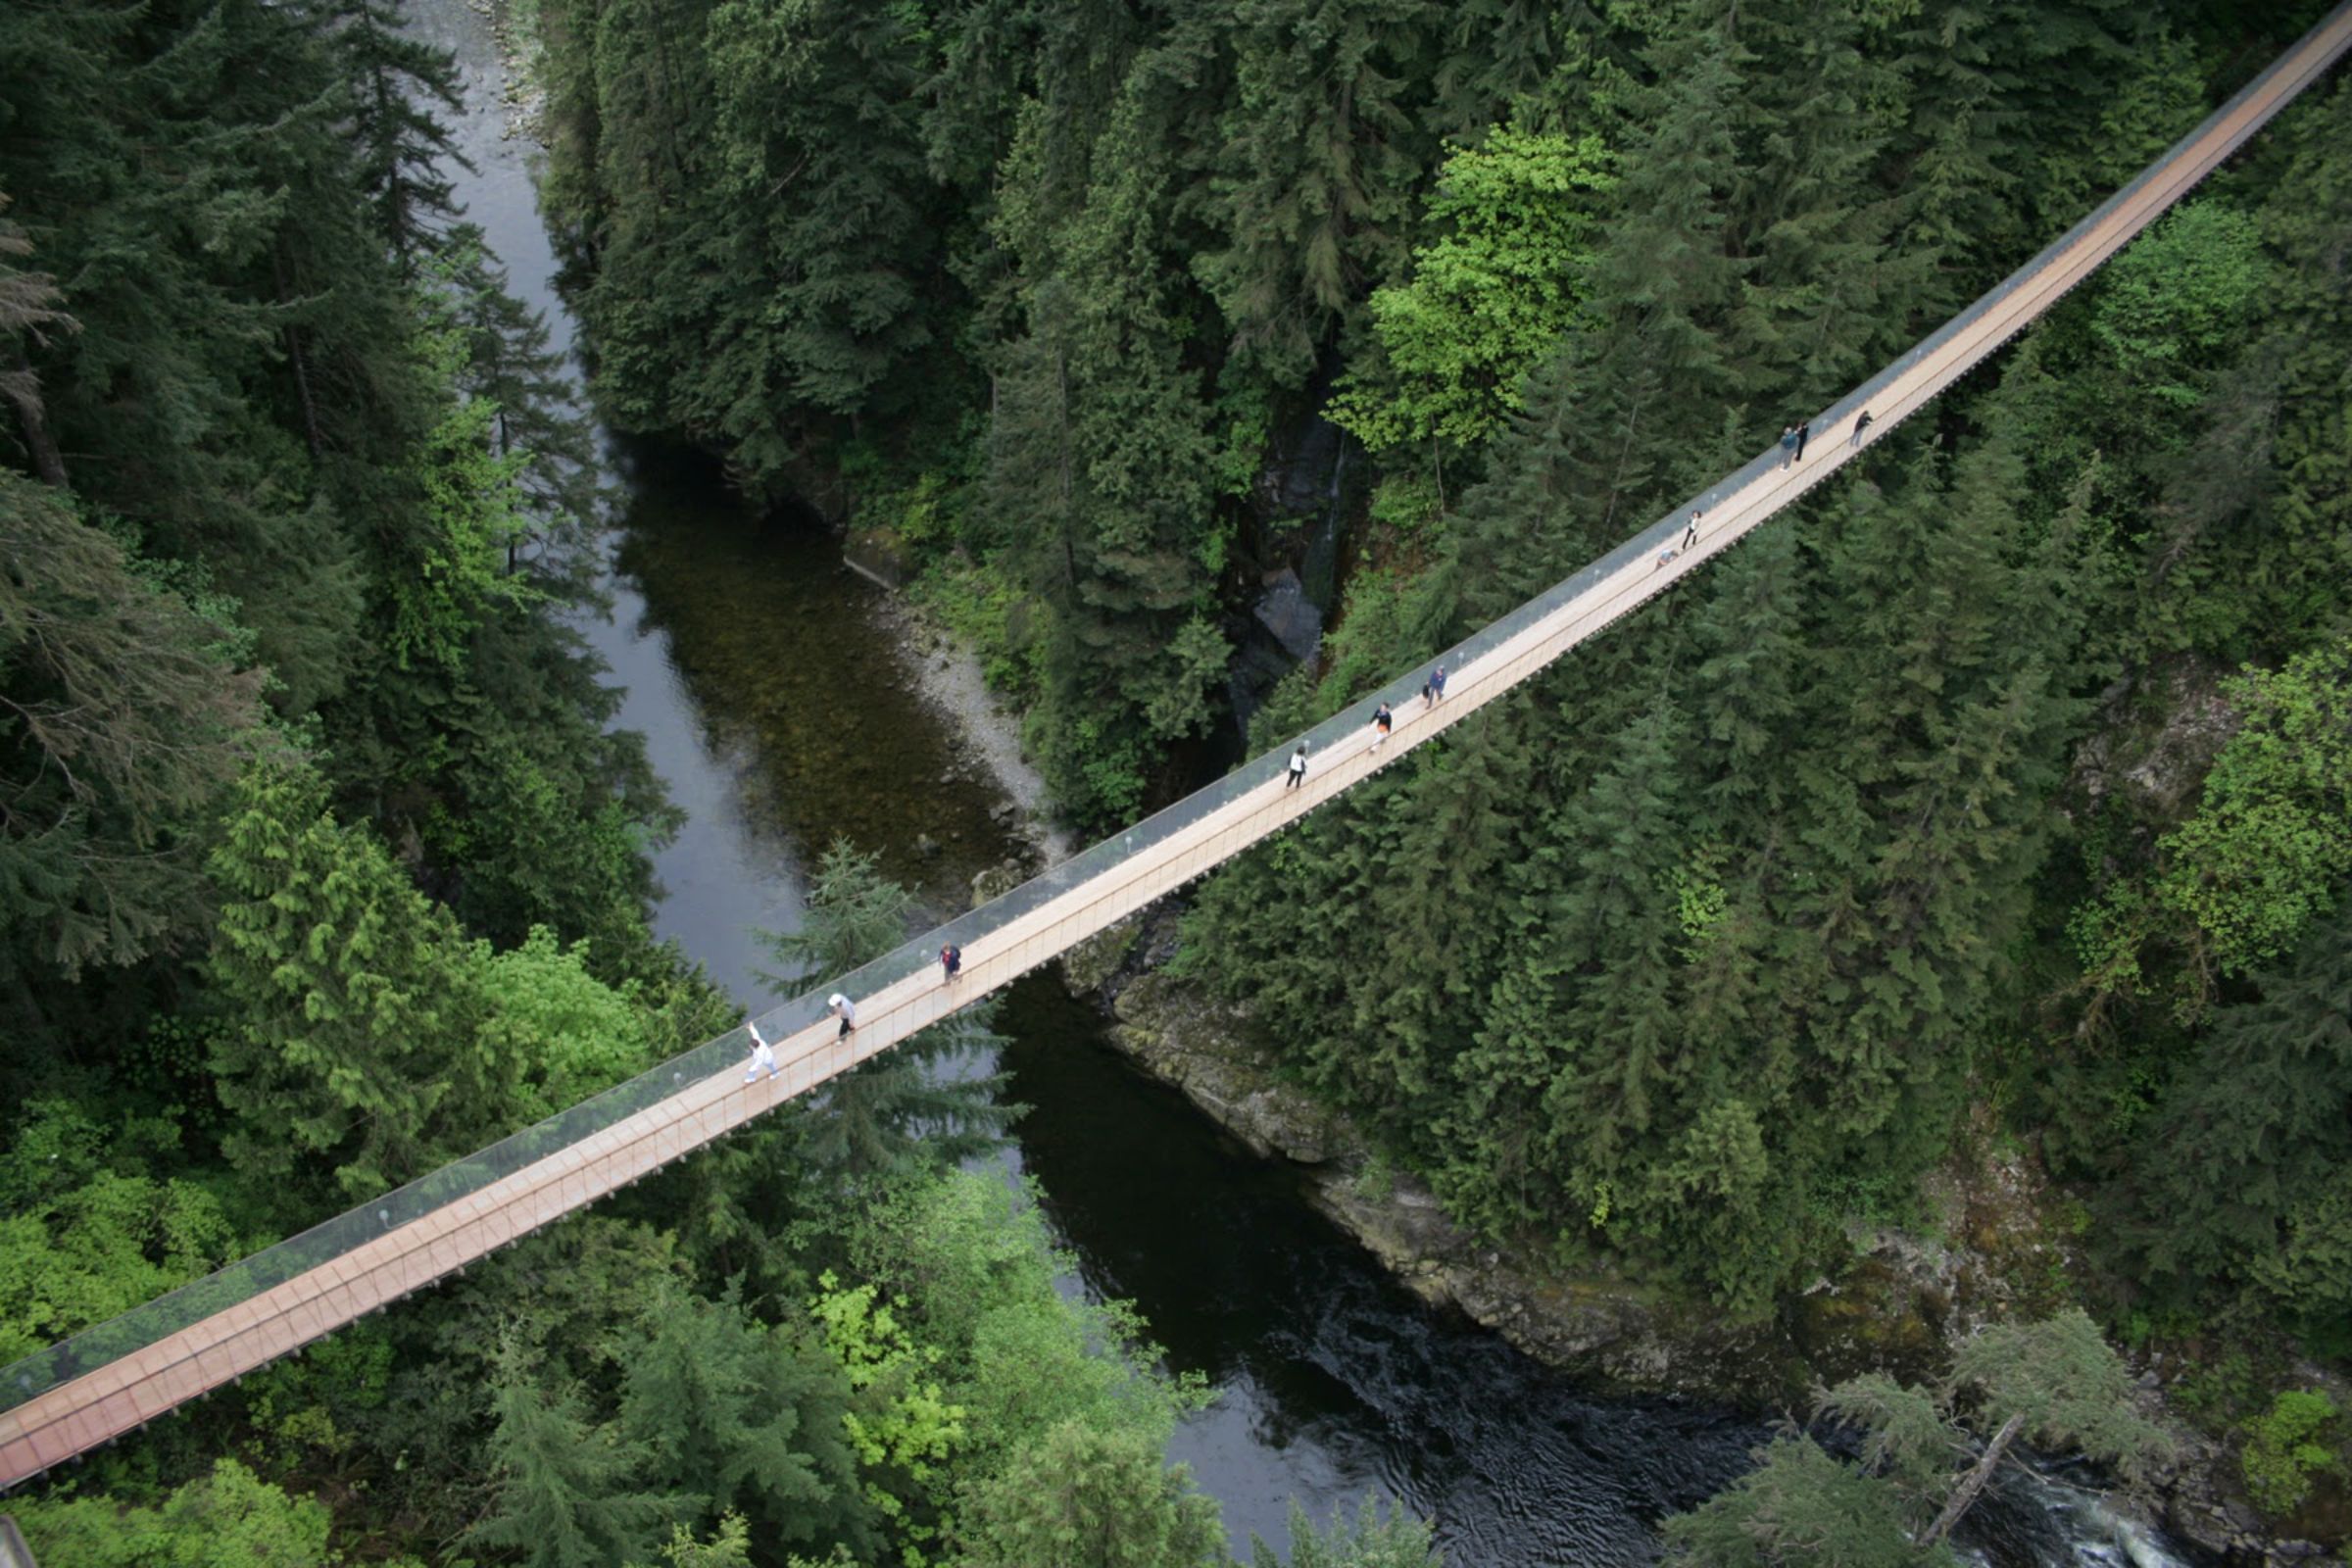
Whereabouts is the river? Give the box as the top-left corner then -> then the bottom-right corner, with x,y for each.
405,5 -> 2198,1563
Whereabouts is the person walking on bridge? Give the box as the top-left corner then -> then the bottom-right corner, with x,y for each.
1422,665 -> 1446,708
828,993 -> 857,1038
1370,702 -> 1394,750
744,1022 -> 779,1083
1793,419 -> 1811,463
1778,425 -> 1798,468
1286,743 -> 1308,790
1682,511 -> 1700,551
1850,409 -> 1874,448
940,943 -> 961,983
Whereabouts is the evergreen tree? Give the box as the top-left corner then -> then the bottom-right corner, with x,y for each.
471,1357 -> 675,1568
1195,0 -> 1438,390
318,0 -> 472,266
2120,888 -> 2352,1326
1249,1494 -> 1444,1568
760,840 -> 1020,1182
0,474 -> 268,984
951,1418 -> 1228,1568
205,759 -> 510,1200
0,191 -> 76,486
616,1286 -> 873,1553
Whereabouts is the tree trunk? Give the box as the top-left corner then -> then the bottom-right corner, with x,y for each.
10,353 -> 69,486
274,249 -> 325,459
1923,1410 -> 2027,1547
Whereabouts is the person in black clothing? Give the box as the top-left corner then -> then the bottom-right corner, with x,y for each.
1793,419 -> 1811,462
1850,409 -> 1874,447
940,943 -> 961,983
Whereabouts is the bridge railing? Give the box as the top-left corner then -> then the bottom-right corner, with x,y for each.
7,0 -> 2347,1424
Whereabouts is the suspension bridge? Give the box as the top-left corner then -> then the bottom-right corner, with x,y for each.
5,0 -> 2349,1493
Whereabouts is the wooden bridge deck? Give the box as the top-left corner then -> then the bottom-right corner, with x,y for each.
5,0 -> 2348,1492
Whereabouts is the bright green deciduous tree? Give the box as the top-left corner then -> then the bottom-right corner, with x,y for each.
0,1100 -> 242,1364
1332,125 -> 1613,452
14,1458 -> 343,1568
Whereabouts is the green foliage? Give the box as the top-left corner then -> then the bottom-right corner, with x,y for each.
0,472 -> 268,982
0,1101 -> 242,1364
2240,1391 -> 2343,1518
206,757 -> 505,1200
1946,1310 -> 2172,1483
14,1459 -> 341,1568
1332,125 -> 1614,451
1249,1494 -> 1444,1568
759,839 -> 1021,1182
810,1271 -> 966,1555
629,1514 -> 755,1568
1663,1434 -> 1952,1568
949,1418 -> 1227,1568
2089,203 -> 2267,409
471,1358 -> 675,1568
478,925 -> 661,1120
390,317 -> 536,672
1668,1312 -> 2162,1564
2115,890 -> 2352,1327
2153,642 -> 2352,979
615,1285 -> 873,1554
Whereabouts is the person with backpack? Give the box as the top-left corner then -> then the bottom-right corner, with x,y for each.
940,943 -> 962,983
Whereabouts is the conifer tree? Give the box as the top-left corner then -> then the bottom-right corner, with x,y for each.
616,1287 -> 871,1552
1196,0 -> 1438,389
205,759 -> 514,1200
0,475 -> 268,983
317,0 -> 472,267
759,840 -> 1020,1182
2121,888 -> 2352,1325
472,1358 -> 675,1568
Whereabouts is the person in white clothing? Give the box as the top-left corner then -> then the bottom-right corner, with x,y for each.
828,993 -> 858,1038
743,1022 -> 778,1082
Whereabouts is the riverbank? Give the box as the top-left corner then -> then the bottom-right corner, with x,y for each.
866,592 -> 1076,872
1063,903 -> 2352,1567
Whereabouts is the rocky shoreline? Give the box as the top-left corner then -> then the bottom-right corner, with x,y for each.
1072,904 -> 2352,1567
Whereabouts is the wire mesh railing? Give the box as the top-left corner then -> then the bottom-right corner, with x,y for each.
6,0 -> 2347,1432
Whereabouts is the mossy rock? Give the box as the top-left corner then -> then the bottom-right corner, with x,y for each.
1060,914 -> 1143,996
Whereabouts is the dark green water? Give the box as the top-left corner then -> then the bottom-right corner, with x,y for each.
608,444 -> 1008,912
